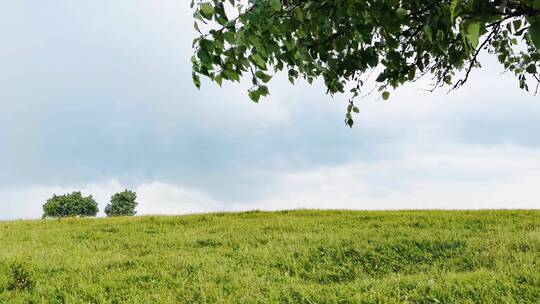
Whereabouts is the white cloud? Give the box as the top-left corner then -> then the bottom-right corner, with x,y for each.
2,144 -> 538,220
135,182 -> 221,215
250,144 -> 540,210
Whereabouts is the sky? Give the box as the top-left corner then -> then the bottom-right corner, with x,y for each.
1,0 -> 539,220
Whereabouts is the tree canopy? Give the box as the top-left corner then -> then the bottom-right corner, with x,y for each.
105,190 -> 138,217
42,192 -> 99,218
191,0 -> 540,126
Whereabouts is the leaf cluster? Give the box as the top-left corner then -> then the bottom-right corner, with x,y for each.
192,0 -> 540,126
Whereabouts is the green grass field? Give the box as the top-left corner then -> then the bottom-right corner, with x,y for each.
1,210 -> 539,303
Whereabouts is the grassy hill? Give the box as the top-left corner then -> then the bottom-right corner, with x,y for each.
1,210 -> 539,303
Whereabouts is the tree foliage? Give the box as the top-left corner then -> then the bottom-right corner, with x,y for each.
42,192 -> 99,218
191,0 -> 540,126
105,190 -> 138,217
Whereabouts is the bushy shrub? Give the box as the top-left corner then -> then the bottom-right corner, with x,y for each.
105,190 -> 137,217
42,192 -> 99,218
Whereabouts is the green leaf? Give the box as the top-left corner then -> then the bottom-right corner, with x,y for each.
197,49 -> 212,65
192,72 -> 201,89
529,18 -> 540,49
200,3 -> 214,19
450,0 -> 459,21
382,91 -> 390,100
223,31 -> 235,44
257,85 -> 269,97
192,37 -> 200,48
255,71 -> 272,83
251,54 -> 267,69
396,8 -> 407,19
224,69 -> 240,82
294,8 -> 304,22
423,25 -> 432,42
513,20 -> 522,31
249,89 -> 260,103
464,21 -> 481,48
215,74 -> 223,86
270,0 -> 281,12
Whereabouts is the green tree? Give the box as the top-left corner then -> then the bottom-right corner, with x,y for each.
191,0 -> 540,126
105,190 -> 138,217
42,192 -> 99,218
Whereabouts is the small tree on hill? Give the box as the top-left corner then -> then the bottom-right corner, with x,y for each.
105,190 -> 138,217
42,192 -> 99,218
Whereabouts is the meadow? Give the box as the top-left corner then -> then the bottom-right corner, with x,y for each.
0,210 -> 539,303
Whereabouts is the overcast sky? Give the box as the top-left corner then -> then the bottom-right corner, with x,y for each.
1,0 -> 539,220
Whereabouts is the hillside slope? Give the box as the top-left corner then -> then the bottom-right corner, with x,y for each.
1,210 -> 539,303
